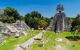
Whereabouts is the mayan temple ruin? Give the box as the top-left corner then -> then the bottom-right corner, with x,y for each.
48,4 -> 70,33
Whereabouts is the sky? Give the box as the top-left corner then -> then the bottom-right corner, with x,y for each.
0,0 -> 80,18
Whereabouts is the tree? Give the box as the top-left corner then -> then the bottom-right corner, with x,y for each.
25,13 -> 32,26
67,17 -> 74,24
30,11 -> 42,18
71,25 -> 80,40
7,16 -> 15,23
71,14 -> 80,40
25,11 -> 41,29
39,20 -> 48,29
25,11 -> 49,29
0,14 -> 4,21
44,18 -> 51,26
4,7 -> 20,23
19,16 -> 24,21
71,14 -> 80,30
73,25 -> 80,33
75,14 -> 80,21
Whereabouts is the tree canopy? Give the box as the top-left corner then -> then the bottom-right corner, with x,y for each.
3,7 -> 20,23
25,11 -> 50,29
71,14 -> 80,30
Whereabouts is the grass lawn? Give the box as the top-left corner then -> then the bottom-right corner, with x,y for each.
0,30 -> 80,50
0,30 -> 41,50
28,31 -> 56,50
67,40 -> 80,50
60,32 -> 80,50
28,31 -> 80,50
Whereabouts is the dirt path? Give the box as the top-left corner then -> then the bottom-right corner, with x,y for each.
14,30 -> 46,50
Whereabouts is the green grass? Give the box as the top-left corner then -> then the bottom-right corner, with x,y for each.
56,32 -> 80,50
60,32 -> 80,50
61,32 -> 72,37
28,31 -> 56,50
28,31 -> 80,50
0,30 -> 41,50
0,31 -> 80,50
67,41 -> 80,50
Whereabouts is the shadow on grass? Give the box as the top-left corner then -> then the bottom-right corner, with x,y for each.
65,36 -> 80,41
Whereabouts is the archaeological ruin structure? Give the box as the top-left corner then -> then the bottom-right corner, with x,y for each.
48,4 -> 70,33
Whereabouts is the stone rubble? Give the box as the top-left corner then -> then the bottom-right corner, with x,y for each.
0,20 -> 30,44
14,30 -> 46,50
